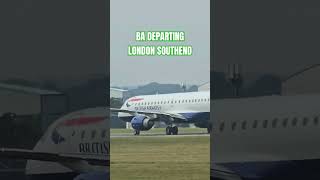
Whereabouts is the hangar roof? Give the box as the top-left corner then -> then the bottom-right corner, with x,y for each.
0,83 -> 63,95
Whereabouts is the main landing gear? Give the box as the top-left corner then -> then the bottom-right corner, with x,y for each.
134,130 -> 140,135
166,126 -> 178,135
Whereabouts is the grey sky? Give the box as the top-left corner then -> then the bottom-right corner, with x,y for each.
110,0 -> 210,87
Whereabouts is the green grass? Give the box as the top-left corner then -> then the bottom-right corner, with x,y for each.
111,127 -> 208,135
111,136 -> 210,180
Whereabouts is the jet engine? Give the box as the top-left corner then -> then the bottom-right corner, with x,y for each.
131,116 -> 154,131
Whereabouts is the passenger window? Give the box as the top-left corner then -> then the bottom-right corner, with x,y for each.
272,118 -> 278,128
231,122 -> 237,131
242,121 -> 247,130
91,130 -> 96,139
101,129 -> 107,138
81,130 -> 85,139
314,116 -> 319,125
252,120 -> 258,128
219,122 -> 225,132
303,117 -> 309,126
282,118 -> 288,127
263,120 -> 268,128
292,118 -> 298,127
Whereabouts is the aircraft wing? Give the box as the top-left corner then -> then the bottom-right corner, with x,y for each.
211,164 -> 242,180
110,108 -> 187,121
0,148 -> 109,172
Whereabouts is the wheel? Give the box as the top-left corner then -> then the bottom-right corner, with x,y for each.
166,126 -> 171,135
172,126 -> 178,135
134,130 -> 140,135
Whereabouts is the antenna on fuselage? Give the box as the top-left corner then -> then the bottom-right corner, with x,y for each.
227,63 -> 243,97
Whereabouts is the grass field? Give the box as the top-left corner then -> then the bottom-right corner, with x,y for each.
111,133 -> 210,180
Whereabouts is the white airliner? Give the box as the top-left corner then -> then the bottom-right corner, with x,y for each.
211,94 -> 320,180
111,91 -> 210,135
0,107 -> 109,180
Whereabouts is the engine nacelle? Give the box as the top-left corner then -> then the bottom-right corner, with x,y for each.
131,116 -> 154,131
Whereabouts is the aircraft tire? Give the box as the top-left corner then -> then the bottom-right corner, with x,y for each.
172,126 -> 178,135
166,126 -> 171,135
134,130 -> 140,135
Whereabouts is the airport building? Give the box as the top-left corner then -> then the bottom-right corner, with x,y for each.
0,83 -> 68,131
282,64 -> 320,95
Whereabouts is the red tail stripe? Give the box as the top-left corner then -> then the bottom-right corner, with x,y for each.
129,98 -> 144,102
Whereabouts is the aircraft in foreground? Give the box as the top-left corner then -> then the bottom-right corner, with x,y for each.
111,91 -> 210,135
211,94 -> 320,180
0,107 -> 109,180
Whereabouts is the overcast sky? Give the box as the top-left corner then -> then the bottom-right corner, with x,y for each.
110,0 -> 210,87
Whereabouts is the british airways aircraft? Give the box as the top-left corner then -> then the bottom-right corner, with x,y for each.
111,91 -> 210,135
0,107 -> 109,180
211,94 -> 320,180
